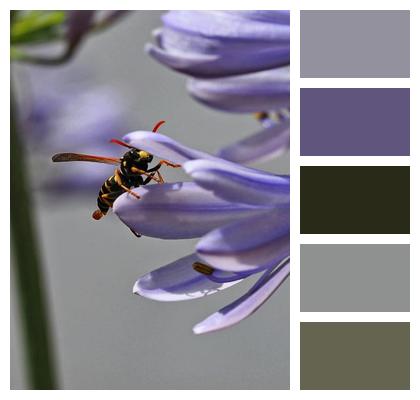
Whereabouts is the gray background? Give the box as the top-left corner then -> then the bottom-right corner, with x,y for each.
11,12 -> 290,389
300,10 -> 410,78
300,244 -> 409,312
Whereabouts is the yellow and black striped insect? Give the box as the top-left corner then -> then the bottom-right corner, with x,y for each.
52,120 -> 179,236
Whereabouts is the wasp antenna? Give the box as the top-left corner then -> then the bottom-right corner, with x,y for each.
152,120 -> 166,133
109,138 -> 139,150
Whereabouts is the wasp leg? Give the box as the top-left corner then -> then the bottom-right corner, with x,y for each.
119,184 -> 141,199
159,160 -> 181,168
145,163 -> 165,184
130,166 -> 162,183
143,171 -> 159,185
146,163 -> 162,172
114,169 -> 141,199
156,170 -> 164,183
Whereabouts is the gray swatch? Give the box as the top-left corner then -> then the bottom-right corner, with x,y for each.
301,10 -> 410,77
301,244 -> 410,312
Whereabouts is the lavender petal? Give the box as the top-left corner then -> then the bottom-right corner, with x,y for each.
147,11 -> 290,78
217,120 -> 290,164
183,159 -> 289,206
113,182 -> 269,239
134,254 -> 242,302
187,68 -> 289,113
193,262 -> 290,334
122,131 -> 214,164
147,42 -> 290,79
162,11 -> 290,42
221,11 -> 290,24
196,209 -> 289,272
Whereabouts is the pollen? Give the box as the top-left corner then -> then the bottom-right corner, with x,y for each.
192,262 -> 214,275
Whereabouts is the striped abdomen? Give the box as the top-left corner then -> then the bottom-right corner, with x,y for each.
96,175 -> 125,215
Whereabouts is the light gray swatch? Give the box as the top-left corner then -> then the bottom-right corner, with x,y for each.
300,244 -> 410,312
300,10 -> 410,77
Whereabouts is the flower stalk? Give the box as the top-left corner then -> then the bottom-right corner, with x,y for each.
10,90 -> 58,389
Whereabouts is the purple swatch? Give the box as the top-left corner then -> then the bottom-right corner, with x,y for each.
300,88 -> 410,156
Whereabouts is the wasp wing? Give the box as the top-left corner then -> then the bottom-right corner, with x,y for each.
52,153 -> 120,165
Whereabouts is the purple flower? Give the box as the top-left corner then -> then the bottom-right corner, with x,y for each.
187,67 -> 289,113
187,67 -> 290,164
147,11 -> 290,165
18,66 -> 128,192
112,131 -> 289,334
146,11 -> 290,78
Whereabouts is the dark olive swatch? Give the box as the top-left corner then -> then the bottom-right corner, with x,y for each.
300,166 -> 410,234
300,322 -> 410,390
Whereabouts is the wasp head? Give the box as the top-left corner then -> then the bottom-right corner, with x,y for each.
124,148 -> 153,163
120,148 -> 154,178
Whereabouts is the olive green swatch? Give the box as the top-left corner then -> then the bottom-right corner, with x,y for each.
300,166 -> 410,234
300,322 -> 410,390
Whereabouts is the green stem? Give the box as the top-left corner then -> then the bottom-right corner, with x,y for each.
11,88 -> 58,389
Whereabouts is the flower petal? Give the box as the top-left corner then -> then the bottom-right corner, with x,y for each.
206,266 -> 265,284
187,68 -> 289,113
122,131 -> 214,164
217,120 -> 290,164
196,209 -> 289,272
147,42 -> 289,79
134,254 -> 242,302
162,11 -> 289,42
221,11 -> 290,24
146,11 -> 290,78
183,159 -> 289,206
146,43 -> 220,77
193,261 -> 290,334
113,182 -> 269,239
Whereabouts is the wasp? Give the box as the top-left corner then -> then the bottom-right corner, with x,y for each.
52,120 -> 180,236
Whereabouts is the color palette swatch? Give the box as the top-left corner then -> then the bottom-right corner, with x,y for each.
300,166 -> 410,234
300,89 -> 410,156
300,10 -> 410,78
299,9 -> 410,391
300,323 -> 410,389
300,244 -> 410,312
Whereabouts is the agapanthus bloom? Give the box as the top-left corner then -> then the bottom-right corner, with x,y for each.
146,10 -> 290,78
112,131 -> 290,334
147,10 -> 290,165
188,67 -> 290,163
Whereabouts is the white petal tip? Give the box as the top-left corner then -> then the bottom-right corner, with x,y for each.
192,323 -> 208,335
132,279 -> 142,295
192,314 -> 229,335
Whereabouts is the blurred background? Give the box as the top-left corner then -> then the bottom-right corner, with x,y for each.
11,11 -> 289,389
